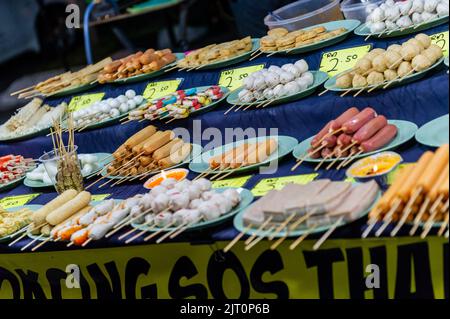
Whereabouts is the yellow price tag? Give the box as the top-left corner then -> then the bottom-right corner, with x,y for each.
142,79 -> 182,101
218,64 -> 265,91
345,177 -> 356,183
68,93 -> 105,112
320,45 -> 372,77
430,31 -> 449,57
212,175 -> 252,189
0,193 -> 41,209
91,194 -> 111,202
252,174 -> 318,197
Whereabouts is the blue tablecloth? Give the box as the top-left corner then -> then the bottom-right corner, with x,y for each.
0,24 -> 448,253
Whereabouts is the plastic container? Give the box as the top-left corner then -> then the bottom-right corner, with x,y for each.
264,0 -> 344,31
340,0 -> 384,22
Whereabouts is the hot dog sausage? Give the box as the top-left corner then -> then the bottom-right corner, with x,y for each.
124,126 -> 157,150
352,115 -> 388,143
143,131 -> 175,155
323,135 -> 337,148
153,138 -> 184,161
359,124 -> 398,152
342,107 -> 377,134
311,121 -> 333,147
337,134 -> 353,147
321,147 -> 334,158
417,144 -> 449,193
159,144 -> 192,168
245,139 -> 278,165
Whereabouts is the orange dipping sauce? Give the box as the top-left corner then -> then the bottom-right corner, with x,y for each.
348,152 -> 402,178
144,169 -> 189,189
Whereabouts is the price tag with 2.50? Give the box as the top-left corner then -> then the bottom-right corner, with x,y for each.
320,45 -> 372,77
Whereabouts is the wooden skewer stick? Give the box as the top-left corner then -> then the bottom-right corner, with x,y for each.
375,198 -> 402,237
390,205 -> 414,237
31,237 -> 52,252
438,213 -> 449,237
215,169 -> 238,182
289,224 -> 317,250
245,217 -> 273,245
402,187 -> 423,216
10,85 -> 37,96
67,241 -> 74,247
268,213 -> 296,241
125,223 -> 157,244
250,49 -> 261,56
249,50 -> 264,61
314,151 -> 336,171
21,234 -> 44,251
313,216 -> 344,250
244,226 -> 276,251
362,208 -> 382,238
223,224 -> 254,253
157,222 -> 188,243
224,104 -> 238,115
82,238 -> 93,247
338,149 -> 363,169
291,143 -> 327,172
9,222 -> 48,247
170,217 -> 203,240
318,89 -> 328,96
420,195 -> 445,238
144,221 -> 176,242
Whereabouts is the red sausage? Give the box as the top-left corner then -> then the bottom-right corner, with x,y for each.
311,121 -> 333,147
352,115 -> 388,143
337,134 -> 353,147
323,135 -> 337,148
330,107 -> 360,131
307,148 -> 321,159
360,124 -> 398,152
340,149 -> 350,157
342,107 -> 377,134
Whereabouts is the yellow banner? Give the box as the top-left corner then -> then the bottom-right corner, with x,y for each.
0,237 -> 446,299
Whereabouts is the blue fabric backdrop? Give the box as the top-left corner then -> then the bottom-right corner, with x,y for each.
0,24 -> 448,253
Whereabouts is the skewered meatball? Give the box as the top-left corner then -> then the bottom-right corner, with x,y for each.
407,38 -> 425,51
336,73 -> 353,88
372,54 -> 388,72
352,74 -> 368,88
384,69 -> 398,81
411,54 -> 432,71
415,33 -> 431,49
401,43 -> 421,61
355,58 -> 372,74
385,51 -> 403,69
397,61 -> 413,77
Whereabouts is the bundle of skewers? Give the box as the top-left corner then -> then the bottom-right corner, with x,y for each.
98,48 -> 177,83
0,98 -> 67,141
292,107 -> 398,171
86,126 -> 193,189
254,25 -> 347,57
195,138 -> 279,182
324,33 -> 444,97
0,155 -> 35,186
173,37 -> 254,71
127,86 -> 225,124
225,179 -> 380,252
363,144 -> 449,239
364,0 -> 449,38
71,90 -> 145,130
49,118 -> 84,193
12,58 -> 112,99
225,59 -> 314,113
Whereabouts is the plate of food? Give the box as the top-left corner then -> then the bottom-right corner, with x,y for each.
415,114 -> 449,148
1,155 -> 36,192
0,205 -> 41,243
260,19 -> 361,55
233,179 -> 381,239
324,34 -> 445,94
176,37 -> 259,70
128,86 -> 230,122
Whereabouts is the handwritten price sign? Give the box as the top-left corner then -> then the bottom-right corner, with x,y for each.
91,194 -> 111,202
218,64 -> 265,91
0,193 -> 41,209
142,79 -> 183,101
320,45 -> 372,77
68,93 -> 105,113
252,174 -> 318,197
430,31 -> 449,57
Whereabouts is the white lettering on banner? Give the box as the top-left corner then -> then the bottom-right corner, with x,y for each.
65,264 -> 80,289
365,264 -> 380,289
65,4 -> 81,29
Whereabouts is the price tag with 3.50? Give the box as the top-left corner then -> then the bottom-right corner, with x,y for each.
430,31 -> 449,57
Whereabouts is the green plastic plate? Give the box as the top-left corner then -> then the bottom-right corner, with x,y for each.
226,71 -> 328,107
324,57 -> 444,92
132,187 -> 254,233
0,126 -> 52,143
0,204 -> 42,243
233,185 -> 381,238
293,120 -> 418,163
189,135 -> 298,175
48,82 -> 99,98
263,20 -> 361,56
23,153 -> 112,188
113,53 -> 185,84
103,143 -> 203,180
354,15 -> 449,38
415,114 -> 449,148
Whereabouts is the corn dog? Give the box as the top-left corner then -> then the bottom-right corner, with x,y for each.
46,191 -> 92,226
124,126 -> 157,150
